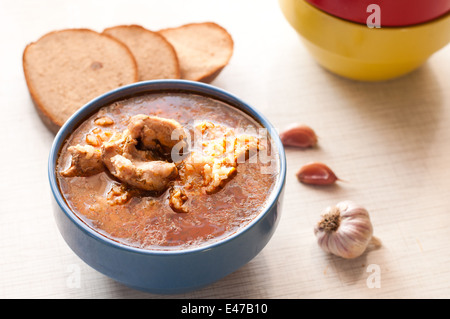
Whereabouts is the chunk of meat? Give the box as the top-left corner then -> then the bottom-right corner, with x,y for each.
85,129 -> 114,147
234,134 -> 261,163
60,144 -> 104,177
127,114 -> 187,157
94,116 -> 114,126
194,121 -> 229,141
108,155 -> 178,192
168,187 -> 188,213
101,132 -> 177,192
106,183 -> 133,205
101,130 -> 157,163
167,121 -> 263,213
179,153 -> 236,194
203,158 -> 237,194
194,121 -> 261,160
61,115 -> 264,214
180,121 -> 262,194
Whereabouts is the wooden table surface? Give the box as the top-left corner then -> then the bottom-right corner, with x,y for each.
1,0 -> 450,299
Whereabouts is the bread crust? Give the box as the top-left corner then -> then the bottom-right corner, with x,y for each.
159,22 -> 234,83
23,23 -> 233,133
103,24 -> 181,80
23,28 -> 138,134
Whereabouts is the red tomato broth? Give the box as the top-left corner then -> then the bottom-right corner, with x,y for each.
57,92 -> 279,250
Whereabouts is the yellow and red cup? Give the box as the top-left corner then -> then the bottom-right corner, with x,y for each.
278,0 -> 450,81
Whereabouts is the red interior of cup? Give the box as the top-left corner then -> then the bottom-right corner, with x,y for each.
305,0 -> 450,27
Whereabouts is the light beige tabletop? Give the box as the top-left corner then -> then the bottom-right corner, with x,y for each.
1,0 -> 449,299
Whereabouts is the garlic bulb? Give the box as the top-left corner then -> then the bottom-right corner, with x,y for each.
314,201 -> 375,259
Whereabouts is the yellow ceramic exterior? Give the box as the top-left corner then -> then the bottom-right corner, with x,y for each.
278,0 -> 450,81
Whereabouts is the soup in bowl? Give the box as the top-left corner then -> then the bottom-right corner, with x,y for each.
49,80 -> 286,294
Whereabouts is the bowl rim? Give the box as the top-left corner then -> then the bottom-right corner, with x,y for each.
48,79 -> 287,257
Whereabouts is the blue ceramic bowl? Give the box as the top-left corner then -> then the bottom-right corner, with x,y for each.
48,80 -> 286,294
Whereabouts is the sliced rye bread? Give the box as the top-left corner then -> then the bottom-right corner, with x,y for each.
23,28 -> 138,133
159,22 -> 233,83
103,25 -> 181,81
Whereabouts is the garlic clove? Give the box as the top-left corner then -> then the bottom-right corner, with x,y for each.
314,201 -> 375,259
279,124 -> 318,148
297,162 -> 339,185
